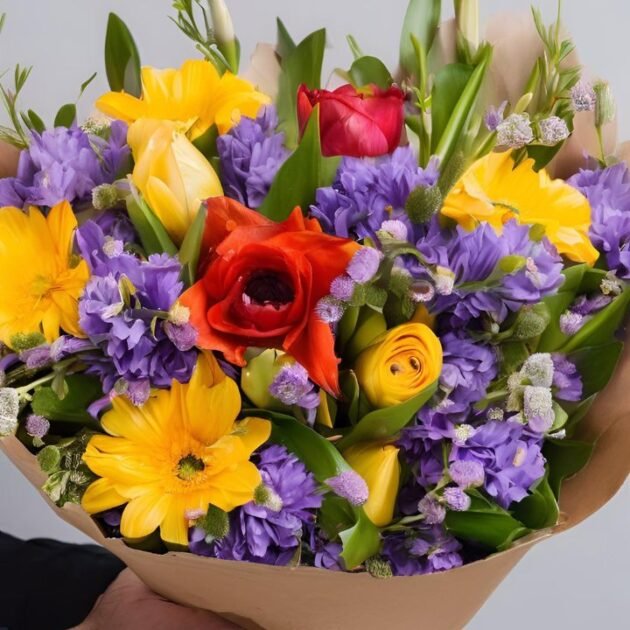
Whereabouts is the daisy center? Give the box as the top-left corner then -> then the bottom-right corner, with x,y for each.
31,274 -> 54,298
177,454 -> 205,481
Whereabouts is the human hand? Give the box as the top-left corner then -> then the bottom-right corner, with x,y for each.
74,568 -> 238,630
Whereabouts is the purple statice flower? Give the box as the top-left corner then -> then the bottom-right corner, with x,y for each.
569,163 -> 630,279
496,114 -> 534,148
443,487 -> 471,512
552,354 -> 583,402
192,446 -> 322,566
217,106 -> 288,208
79,253 -> 197,394
449,460 -> 485,489
269,362 -> 320,423
414,219 -> 564,326
381,526 -> 463,576
523,386 -> 555,433
538,116 -> 570,146
330,275 -> 356,301
311,147 -> 439,241
559,292 -> 613,335
326,470 -> 369,507
418,494 -> 446,525
451,421 -> 546,508
25,414 -> 50,439
571,81 -> 597,112
0,123 -> 129,208
484,101 -> 507,131
560,311 -> 584,335
346,247 -> 382,283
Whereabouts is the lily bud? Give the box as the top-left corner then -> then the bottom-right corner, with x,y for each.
594,81 -> 615,128
455,0 -> 480,53
209,0 -> 240,73
344,443 -> 401,527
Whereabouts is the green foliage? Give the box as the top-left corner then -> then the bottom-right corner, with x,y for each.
126,195 -> 178,257
179,203 -> 208,287
32,375 -> 103,428
512,473 -> 559,529
54,103 -> 77,128
258,107 -> 339,221
276,27 -> 326,148
105,13 -> 142,97
445,491 -> 530,550
399,0 -> 442,79
337,381 -> 438,450
348,56 -> 393,90
544,438 -> 594,498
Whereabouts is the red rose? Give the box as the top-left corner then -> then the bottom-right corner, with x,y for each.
181,197 -> 359,395
297,83 -> 405,158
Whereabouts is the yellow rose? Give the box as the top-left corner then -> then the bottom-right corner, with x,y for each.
344,442 -> 400,527
355,323 -> 443,408
128,119 -> 223,245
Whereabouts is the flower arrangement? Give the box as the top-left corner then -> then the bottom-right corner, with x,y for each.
0,0 -> 628,624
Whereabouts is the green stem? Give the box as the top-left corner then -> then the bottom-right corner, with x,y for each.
15,372 -> 56,395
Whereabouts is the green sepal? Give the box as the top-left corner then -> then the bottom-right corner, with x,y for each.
126,195 -> 178,257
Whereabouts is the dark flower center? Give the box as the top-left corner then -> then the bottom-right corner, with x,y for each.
244,271 -> 295,308
178,454 -> 205,481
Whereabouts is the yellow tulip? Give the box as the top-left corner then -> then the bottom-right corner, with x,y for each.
441,151 -> 600,265
97,59 -> 270,139
344,443 -> 400,527
355,323 -> 443,408
128,119 -> 223,245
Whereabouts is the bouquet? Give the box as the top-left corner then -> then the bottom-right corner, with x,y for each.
0,0 -> 629,627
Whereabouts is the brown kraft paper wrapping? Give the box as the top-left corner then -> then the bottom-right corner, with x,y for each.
2,337 -> 629,630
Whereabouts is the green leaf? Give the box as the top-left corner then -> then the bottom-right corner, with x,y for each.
277,28 -> 326,148
105,13 -> 142,97
340,370 -> 361,425
348,56 -> 393,90
25,109 -> 46,133
79,72 -> 98,99
32,375 -> 103,428
346,35 -> 364,61
431,63 -> 473,152
178,203 -> 208,287
191,124 -> 218,161
550,402 -> 569,433
399,0 -> 442,78
337,381 -> 437,450
445,492 -> 530,550
537,264 -> 587,352
126,196 -> 178,257
543,438 -> 593,498
512,474 -> 559,530
568,341 -> 623,398
54,103 -> 77,128
319,495 -> 356,539
559,287 -> 630,353
276,18 -> 297,61
258,106 -> 339,221
434,44 -> 493,166
339,510 -> 381,570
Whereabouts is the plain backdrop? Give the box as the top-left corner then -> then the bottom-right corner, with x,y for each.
0,1 -> 628,628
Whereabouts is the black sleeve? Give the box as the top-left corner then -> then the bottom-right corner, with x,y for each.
0,531 -> 125,630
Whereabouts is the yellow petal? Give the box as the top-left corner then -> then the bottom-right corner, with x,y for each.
82,478 -> 127,515
344,443 -> 400,527
158,495 -> 190,546
121,491 -> 173,540
235,417 -> 272,455
96,91 -> 146,123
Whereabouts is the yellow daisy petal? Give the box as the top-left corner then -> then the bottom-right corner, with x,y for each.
81,478 -> 127,514
121,492 -> 172,540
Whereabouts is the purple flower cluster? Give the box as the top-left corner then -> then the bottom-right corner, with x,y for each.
381,526 -> 463,576
269,362 -> 320,424
0,122 -> 129,208
450,421 -> 546,508
569,163 -> 630,279
414,220 -> 564,326
77,218 -> 197,400
311,147 -> 439,241
190,446 -> 322,566
217,106 -> 288,208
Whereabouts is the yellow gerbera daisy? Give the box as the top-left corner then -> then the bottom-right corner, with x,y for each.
96,59 -> 270,139
441,151 -> 600,265
0,201 -> 89,347
82,354 -> 271,546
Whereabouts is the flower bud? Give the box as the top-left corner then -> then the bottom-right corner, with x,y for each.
344,443 -> 401,527
355,323 -> 442,408
496,114 -> 534,148
365,556 -> 393,579
240,349 -> 284,410
8,332 -> 46,352
0,388 -> 19,437
209,0 -> 239,72
594,81 -> 615,128
513,306 -> 550,340
325,470 -> 369,507
405,185 -> 443,224
92,184 -> 121,211
197,504 -> 230,541
37,445 -> 62,474
254,484 -> 284,512
455,0 -> 480,52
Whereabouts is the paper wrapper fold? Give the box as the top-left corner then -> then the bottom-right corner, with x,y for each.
2,343 -> 629,630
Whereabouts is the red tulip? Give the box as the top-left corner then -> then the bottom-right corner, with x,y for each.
297,84 -> 405,158
181,197 -> 360,395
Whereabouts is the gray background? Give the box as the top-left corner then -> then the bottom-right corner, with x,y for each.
0,1 -> 628,628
